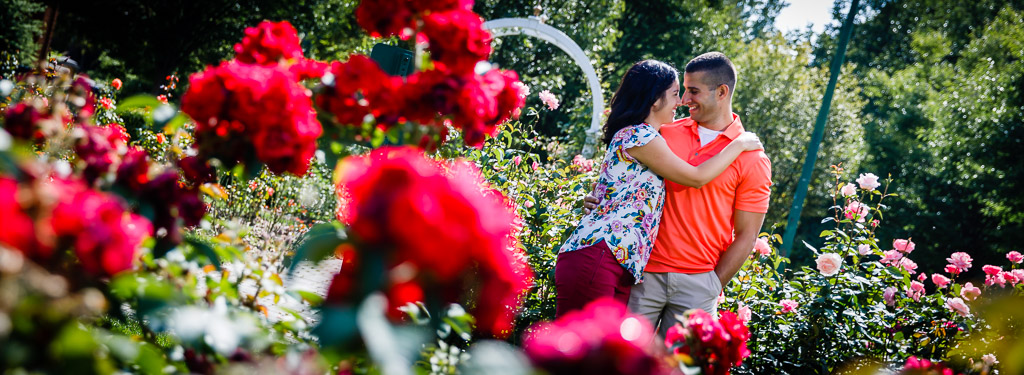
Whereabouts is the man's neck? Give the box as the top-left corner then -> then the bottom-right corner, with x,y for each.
695,109 -> 734,132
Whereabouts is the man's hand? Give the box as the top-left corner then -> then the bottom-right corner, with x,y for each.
582,182 -> 601,214
714,209 -> 766,288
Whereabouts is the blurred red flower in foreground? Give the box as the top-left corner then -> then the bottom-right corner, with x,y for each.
665,309 -> 751,375
0,176 -> 151,278
327,147 -> 532,336
523,298 -> 669,375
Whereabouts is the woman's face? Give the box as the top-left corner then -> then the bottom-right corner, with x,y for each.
650,78 -> 681,125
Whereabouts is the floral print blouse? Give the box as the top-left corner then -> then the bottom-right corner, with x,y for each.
559,123 -> 666,284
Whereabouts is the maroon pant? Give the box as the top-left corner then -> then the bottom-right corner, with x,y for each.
554,240 -> 634,317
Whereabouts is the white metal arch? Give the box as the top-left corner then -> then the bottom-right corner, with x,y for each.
483,17 -> 604,156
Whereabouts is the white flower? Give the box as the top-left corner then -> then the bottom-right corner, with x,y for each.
983,353 -> 998,366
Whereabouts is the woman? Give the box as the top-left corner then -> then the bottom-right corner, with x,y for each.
554,60 -> 762,316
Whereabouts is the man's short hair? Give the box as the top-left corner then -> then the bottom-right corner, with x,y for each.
684,52 -> 736,95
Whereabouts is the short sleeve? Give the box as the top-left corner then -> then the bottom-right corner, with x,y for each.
615,124 -> 660,163
734,152 -> 772,213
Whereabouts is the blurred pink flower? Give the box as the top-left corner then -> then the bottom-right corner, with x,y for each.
816,253 -> 843,276
857,244 -> 872,256
917,273 -> 927,282
779,299 -> 798,313
572,154 -> 594,172
900,258 -> 918,274
944,264 -> 959,275
523,200 -> 534,209
883,287 -> 897,306
1001,271 -> 1019,285
983,354 -> 998,366
513,155 -> 522,166
737,305 -> 752,323
986,272 -> 1007,287
982,265 -> 1002,276
931,273 -> 951,288
893,239 -> 915,254
945,297 -> 970,317
531,161 -> 539,171
523,298 -> 667,375
753,237 -> 771,257
960,282 -> 982,300
538,90 -> 560,110
856,173 -> 881,190
840,183 -> 857,197
1007,251 -> 1023,264
1013,269 -> 1024,284
946,252 -> 973,273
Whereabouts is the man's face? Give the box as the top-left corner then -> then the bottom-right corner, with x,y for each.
681,71 -> 720,124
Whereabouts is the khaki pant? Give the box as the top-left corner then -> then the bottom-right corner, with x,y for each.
627,271 -> 721,337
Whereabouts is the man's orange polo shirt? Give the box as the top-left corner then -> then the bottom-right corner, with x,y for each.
644,114 -> 772,274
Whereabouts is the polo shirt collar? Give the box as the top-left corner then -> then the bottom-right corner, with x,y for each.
684,113 -> 745,139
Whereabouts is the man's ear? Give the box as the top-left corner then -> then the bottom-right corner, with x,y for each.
716,84 -> 730,101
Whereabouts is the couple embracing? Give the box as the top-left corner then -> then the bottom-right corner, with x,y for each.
555,52 -> 772,336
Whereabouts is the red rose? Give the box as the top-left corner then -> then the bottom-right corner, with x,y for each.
0,177 -> 51,258
421,10 -> 492,74
409,0 -> 474,13
289,58 -> 330,81
331,147 -> 531,335
182,61 -> 322,176
234,20 -> 304,65
317,55 -> 404,128
111,78 -> 123,90
115,147 -> 151,191
48,178 -> 152,277
355,0 -> 416,38
2,101 -> 47,142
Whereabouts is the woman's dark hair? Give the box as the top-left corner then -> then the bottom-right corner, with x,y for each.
602,60 -> 678,145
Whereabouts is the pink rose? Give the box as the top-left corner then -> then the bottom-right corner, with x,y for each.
737,305 -> 752,323
816,253 -> 843,276
917,273 -> 927,282
779,299 -> 798,314
1013,269 -> 1024,284
910,281 -> 925,293
893,239 -> 915,254
960,282 -> 981,301
946,252 -> 973,273
856,173 -> 881,190
986,272 -> 1006,287
983,354 -> 998,366
753,237 -> 771,257
844,201 -> 869,222
880,250 -> 903,266
944,264 -> 959,275
900,258 -> 918,274
883,287 -> 897,306
1001,271 -> 1019,285
513,155 -> 522,166
1007,251 -> 1023,264
538,90 -> 559,110
931,274 -> 951,288
982,265 -> 1002,276
523,200 -> 534,209
531,161 -> 539,171
945,297 -> 970,317
857,244 -> 872,256
840,183 -> 857,197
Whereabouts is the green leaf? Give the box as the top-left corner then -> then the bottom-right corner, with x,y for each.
117,95 -> 163,110
288,221 -> 347,273
293,290 -> 325,306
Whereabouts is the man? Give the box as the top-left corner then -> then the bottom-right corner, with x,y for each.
584,52 -> 772,335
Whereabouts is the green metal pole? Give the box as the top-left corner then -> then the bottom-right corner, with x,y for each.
780,0 -> 861,257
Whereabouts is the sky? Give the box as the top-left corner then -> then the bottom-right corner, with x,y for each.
774,0 -> 836,35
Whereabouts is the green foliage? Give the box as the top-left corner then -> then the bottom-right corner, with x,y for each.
731,35 -> 867,247
0,0 -> 46,65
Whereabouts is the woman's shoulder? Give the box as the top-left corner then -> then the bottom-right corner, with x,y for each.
612,123 -> 657,141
